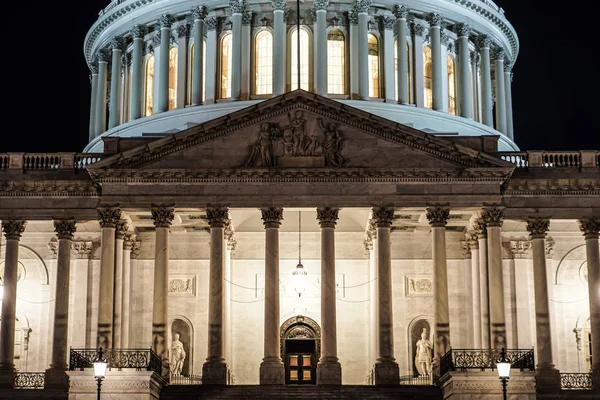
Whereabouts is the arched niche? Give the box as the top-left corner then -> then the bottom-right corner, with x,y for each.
407,315 -> 433,377
170,316 -> 193,376
280,315 -> 321,384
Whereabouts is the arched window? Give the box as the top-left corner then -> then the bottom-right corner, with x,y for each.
168,47 -> 178,110
189,40 -> 207,103
144,54 -> 154,116
423,46 -> 432,109
220,33 -> 233,98
447,54 -> 456,115
290,27 -> 309,90
327,29 -> 345,94
368,33 -> 379,98
255,30 -> 273,95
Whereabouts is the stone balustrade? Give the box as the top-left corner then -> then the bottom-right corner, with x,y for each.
0,153 -> 103,170
497,150 -> 600,168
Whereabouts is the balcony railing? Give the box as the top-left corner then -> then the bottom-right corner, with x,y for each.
169,374 -> 202,385
497,150 -> 599,169
439,348 -> 535,378
399,374 -> 434,385
560,373 -> 593,390
69,348 -> 162,376
13,372 -> 45,389
0,153 -> 103,171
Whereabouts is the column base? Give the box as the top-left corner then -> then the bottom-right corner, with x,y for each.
259,361 -> 284,385
374,360 -> 399,385
534,365 -> 560,394
317,361 -> 342,385
202,361 -> 229,385
44,368 -> 69,390
0,366 -> 14,389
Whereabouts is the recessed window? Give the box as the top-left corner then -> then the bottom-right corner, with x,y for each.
168,47 -> 178,110
290,27 -> 309,90
220,33 -> 233,98
368,33 -> 379,98
255,30 -> 273,95
327,30 -> 346,94
424,46 -> 432,109
447,54 -> 456,115
144,55 -> 154,116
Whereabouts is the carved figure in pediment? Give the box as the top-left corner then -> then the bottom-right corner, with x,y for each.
318,118 -> 344,166
245,122 -> 278,167
285,110 -> 307,156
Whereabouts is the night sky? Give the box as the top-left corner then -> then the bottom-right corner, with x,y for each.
2,0 -> 598,153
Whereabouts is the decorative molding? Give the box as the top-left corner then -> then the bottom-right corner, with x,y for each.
270,0 -> 286,11
115,219 -> 129,239
48,241 -> 58,259
355,0 -> 372,14
123,232 -> 136,250
158,14 -> 175,29
110,36 -> 125,52
509,240 -> 531,259
381,16 -> 396,30
545,238 -> 555,258
176,23 -> 191,39
479,204 -> 504,227
455,23 -> 471,37
191,5 -> 208,20
205,207 -> 229,227
472,218 -> 487,239
169,275 -> 196,296
405,275 -> 433,296
426,13 -> 442,27
578,217 -> 600,236
130,24 -> 147,39
131,241 -> 141,259
460,240 -> 471,259
393,5 -> 409,19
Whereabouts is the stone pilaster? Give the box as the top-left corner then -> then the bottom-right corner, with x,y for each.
578,217 -> 600,392
88,62 -> 99,142
493,48 -> 507,134
203,207 -> 230,384
426,204 -> 451,380
526,217 -> 560,393
467,231 -> 481,348
151,204 -> 175,379
371,206 -> 399,385
96,205 -> 121,350
0,220 -> 26,389
259,207 -> 285,385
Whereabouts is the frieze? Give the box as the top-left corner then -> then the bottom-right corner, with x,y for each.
405,275 -> 433,296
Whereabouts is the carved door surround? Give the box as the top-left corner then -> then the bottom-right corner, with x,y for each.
280,315 -> 321,385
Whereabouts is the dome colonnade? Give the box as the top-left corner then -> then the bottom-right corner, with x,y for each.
85,0 -> 519,152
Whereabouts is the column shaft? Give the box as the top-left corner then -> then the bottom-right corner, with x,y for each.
192,18 -> 205,105
531,237 -> 554,366
487,225 -> 506,349
113,236 -> 124,348
50,238 -> 72,369
470,246 -> 482,348
241,14 -> 251,99
157,23 -> 172,113
231,13 -> 242,100
395,14 -> 409,104
109,43 -> 123,129
429,21 -> 443,111
358,12 -> 370,99
349,19 -> 359,99
121,239 -> 133,348
152,226 -> 170,376
411,24 -> 425,107
176,26 -> 189,108
130,35 -> 144,120
204,18 -> 218,104
494,56 -> 507,134
432,227 -> 451,368
504,67 -> 514,139
383,19 -> 395,103
273,10 -> 285,95
457,32 -> 472,118
478,236 -> 490,347
315,10 -> 328,96
97,227 -> 116,349
479,38 -> 493,127
95,57 -> 108,137
88,69 -> 98,142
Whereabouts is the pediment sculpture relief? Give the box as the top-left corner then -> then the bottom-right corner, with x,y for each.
244,111 -> 344,168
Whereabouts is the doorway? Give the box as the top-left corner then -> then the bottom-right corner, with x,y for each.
280,315 -> 321,385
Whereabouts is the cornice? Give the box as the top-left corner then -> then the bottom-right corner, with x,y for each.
0,181 -> 98,197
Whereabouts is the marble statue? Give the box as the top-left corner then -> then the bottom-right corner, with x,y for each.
415,328 -> 433,376
170,333 -> 186,376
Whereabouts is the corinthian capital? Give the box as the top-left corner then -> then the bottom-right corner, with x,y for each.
372,206 -> 395,227
426,12 -> 442,27
115,219 -> 129,239
472,218 -> 487,238
159,14 -> 175,29
96,48 -> 110,63
480,204 -> 504,227
478,34 -> 492,49
176,23 -> 191,39
271,0 -> 286,11
97,205 -> 121,228
229,0 -> 245,14
205,16 -> 218,31
151,204 -> 175,228
455,23 -> 471,38
314,0 -> 329,11
2,220 -> 27,240
381,16 -> 396,30
410,22 -> 425,38
261,207 -> 284,228
110,36 -> 125,51
526,217 -> 550,238
356,0 -> 372,14
205,207 -> 230,227
578,217 -> 600,236
53,218 -> 77,240
130,24 -> 147,39
317,207 -> 339,228
191,5 -> 208,20
393,5 -> 408,19
426,203 -> 450,227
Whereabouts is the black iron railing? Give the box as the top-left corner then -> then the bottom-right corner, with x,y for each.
560,373 -> 593,390
14,372 -> 45,389
69,348 -> 162,375
439,348 -> 535,377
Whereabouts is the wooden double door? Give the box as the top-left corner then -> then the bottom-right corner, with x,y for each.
284,339 -> 316,384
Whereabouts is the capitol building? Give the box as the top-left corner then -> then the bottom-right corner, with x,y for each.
0,0 -> 598,399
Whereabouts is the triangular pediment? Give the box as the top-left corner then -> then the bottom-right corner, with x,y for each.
89,90 -> 514,178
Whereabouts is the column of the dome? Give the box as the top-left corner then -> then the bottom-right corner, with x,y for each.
176,23 -> 190,109
456,23 -> 472,119
130,24 -> 146,120
230,1 -> 243,101
94,49 -> 109,137
241,11 -> 252,99
426,204 -> 451,380
481,205 -> 506,349
349,10 -> 359,99
205,17 -> 218,104
121,232 -> 135,348
372,206 -> 400,385
151,33 -> 160,112
357,0 -> 371,100
440,32 -> 450,112
526,217 -> 561,392
112,219 -> 128,348
411,22 -> 426,107
271,0 -> 286,96
382,16 -> 396,103
493,48 -> 507,134
44,219 -> 76,390
478,35 -> 493,128
108,37 -> 124,129
88,62 -> 98,142
317,207 -> 342,385
578,218 -> 600,390
259,207 -> 284,385
121,54 -> 131,124
151,204 -> 175,378
394,5 -> 409,105
157,15 -> 174,113
191,6 -> 207,106
470,52 -> 481,122
314,0 -> 329,96
96,205 -> 120,350
203,207 -> 230,384
504,63 -> 514,140
427,13 -> 443,111
0,221 -> 26,389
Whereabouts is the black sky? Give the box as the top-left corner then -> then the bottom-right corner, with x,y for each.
2,0 -> 598,153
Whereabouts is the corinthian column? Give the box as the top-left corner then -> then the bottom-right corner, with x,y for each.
44,219 -> 77,389
481,204 -> 506,349
191,6 -> 207,105
382,16 -> 396,103
204,17 -> 218,104
121,232 -> 135,348
478,35 -> 493,127
96,205 -> 121,350
473,218 -> 490,347
151,204 -> 175,378
578,217 -> 600,390
371,206 -> 399,385
317,207 -> 342,384
526,217 -> 561,392
426,13 -> 443,111
130,25 -> 146,120
493,48 -> 507,134
314,0 -> 329,96
157,14 -> 174,113
89,62 -> 99,142
426,204 -> 451,379
259,207 -> 284,385
108,37 -> 124,129
95,49 -> 109,136
112,219 -> 128,348
271,0 -> 286,95
504,63 -> 514,140
357,0 -> 372,99
467,231 -> 481,349
393,5 -> 409,104
203,207 -> 230,385
0,220 -> 26,389
455,23 -> 472,118
230,0 -> 244,100
176,23 -> 190,108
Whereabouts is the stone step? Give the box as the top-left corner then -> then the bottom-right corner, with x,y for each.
161,384 -> 443,400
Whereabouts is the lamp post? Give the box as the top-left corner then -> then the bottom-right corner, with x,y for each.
93,347 -> 108,400
496,347 -> 511,400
